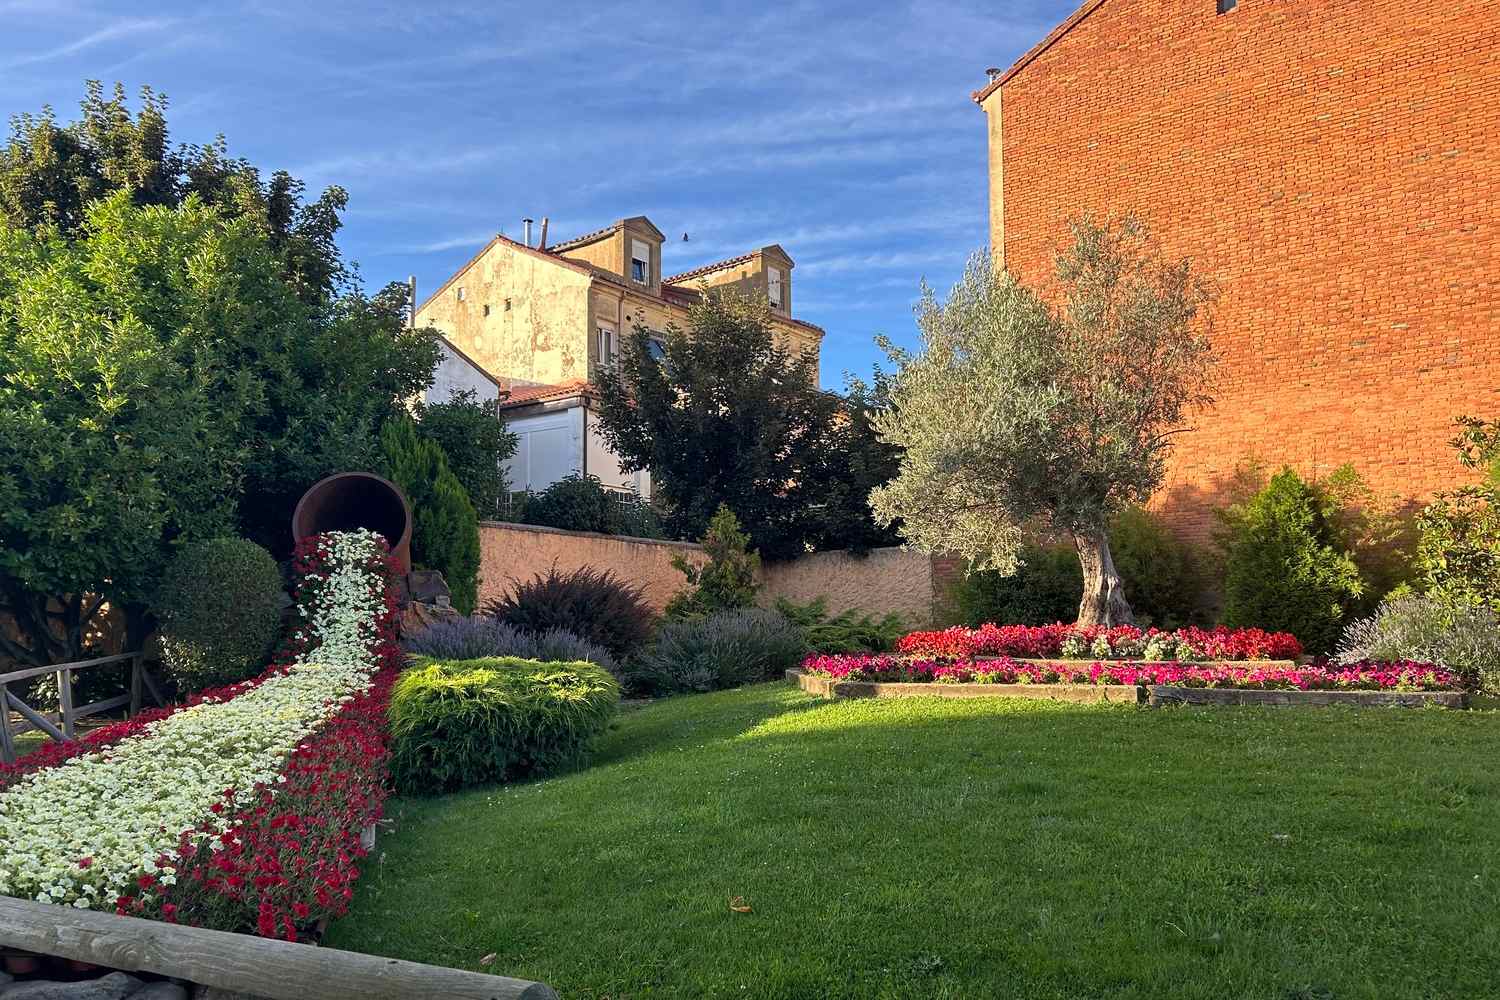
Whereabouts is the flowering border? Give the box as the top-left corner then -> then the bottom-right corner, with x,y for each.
801,653 -> 1460,692
0,530 -> 398,940
898,624 -> 1304,662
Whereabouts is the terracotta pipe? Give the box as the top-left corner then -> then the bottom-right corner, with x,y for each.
291,472 -> 413,574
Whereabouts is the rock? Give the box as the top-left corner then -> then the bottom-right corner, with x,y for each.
406,569 -> 451,605
130,986 -> 188,1000
190,987 -> 266,1000
398,599 -> 460,638
0,972 -> 142,1000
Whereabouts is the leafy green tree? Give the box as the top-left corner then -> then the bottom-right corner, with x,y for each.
1415,416 -> 1500,613
871,217 -> 1216,625
415,389 -> 517,520
380,415 -> 481,613
665,506 -> 762,619
594,290 -> 895,560
0,194 -> 279,665
1218,468 -> 1365,653
1,81 -> 348,302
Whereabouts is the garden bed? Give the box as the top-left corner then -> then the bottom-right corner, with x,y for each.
789,668 -> 1138,703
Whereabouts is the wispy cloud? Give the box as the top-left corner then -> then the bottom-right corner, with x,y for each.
2,16 -> 179,69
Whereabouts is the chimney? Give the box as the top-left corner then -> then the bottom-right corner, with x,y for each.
407,275 -> 417,329
522,218 -> 534,247
538,216 -> 549,251
985,66 -> 1001,83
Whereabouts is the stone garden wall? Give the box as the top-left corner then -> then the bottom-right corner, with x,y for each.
478,522 -> 950,625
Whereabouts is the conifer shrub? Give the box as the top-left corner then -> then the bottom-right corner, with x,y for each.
664,505 -> 761,618
625,608 -> 807,695
388,656 -> 619,794
154,537 -> 284,692
1218,467 -> 1364,654
773,596 -> 906,654
380,414 -> 482,613
485,564 -> 655,661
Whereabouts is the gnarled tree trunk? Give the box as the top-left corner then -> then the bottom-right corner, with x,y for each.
1073,525 -> 1134,627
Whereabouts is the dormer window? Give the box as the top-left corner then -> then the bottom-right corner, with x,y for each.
768,267 -> 784,310
631,239 -> 651,286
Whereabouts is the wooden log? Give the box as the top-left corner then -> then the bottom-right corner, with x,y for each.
0,896 -> 557,1000
5,688 -> 65,742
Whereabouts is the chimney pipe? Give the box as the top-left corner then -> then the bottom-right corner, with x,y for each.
522,218 -> 534,247
538,216 -> 549,251
407,275 -> 417,329
985,66 -> 1001,83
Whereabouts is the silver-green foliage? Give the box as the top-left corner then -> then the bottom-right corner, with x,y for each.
1337,595 -> 1500,692
626,609 -> 808,696
870,218 -> 1215,576
388,656 -> 620,794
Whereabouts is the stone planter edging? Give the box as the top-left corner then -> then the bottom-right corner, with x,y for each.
788,669 -> 1467,709
973,656 -> 1298,671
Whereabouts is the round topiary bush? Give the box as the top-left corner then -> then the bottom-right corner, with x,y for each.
154,537 -> 285,693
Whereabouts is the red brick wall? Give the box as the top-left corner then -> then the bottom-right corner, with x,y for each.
991,0 -> 1499,542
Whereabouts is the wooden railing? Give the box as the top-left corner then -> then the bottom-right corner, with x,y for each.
0,896 -> 557,999
0,651 -> 165,764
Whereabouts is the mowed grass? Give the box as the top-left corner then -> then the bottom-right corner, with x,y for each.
329,684 -> 1500,999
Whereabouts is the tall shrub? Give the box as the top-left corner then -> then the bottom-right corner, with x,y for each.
1109,506 -> 1205,629
1218,467 -> 1363,653
626,609 -> 807,695
153,538 -> 284,692
949,544 -> 1082,627
380,414 -> 481,613
665,505 -> 761,618
485,565 -> 655,661
415,389 -> 516,520
1415,417 -> 1500,613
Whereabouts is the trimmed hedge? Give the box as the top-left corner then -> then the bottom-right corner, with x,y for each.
388,656 -> 620,795
153,537 -> 284,692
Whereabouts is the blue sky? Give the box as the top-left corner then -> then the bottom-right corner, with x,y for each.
0,0 -> 1074,388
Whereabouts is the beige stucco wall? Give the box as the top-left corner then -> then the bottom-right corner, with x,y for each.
479,524 -> 939,625
758,547 -> 939,627
417,241 -> 592,385
479,521 -> 707,614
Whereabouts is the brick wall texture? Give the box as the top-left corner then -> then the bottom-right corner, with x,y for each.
988,0 -> 1498,542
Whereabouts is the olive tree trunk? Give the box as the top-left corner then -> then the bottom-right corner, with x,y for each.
1073,526 -> 1135,627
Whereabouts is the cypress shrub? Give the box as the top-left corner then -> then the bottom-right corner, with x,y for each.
154,537 -> 284,692
381,414 -> 482,613
485,564 -> 655,660
388,656 -> 619,794
415,389 -> 516,520
1218,467 -> 1364,653
664,505 -> 761,618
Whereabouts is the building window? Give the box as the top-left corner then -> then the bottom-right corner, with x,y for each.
768,267 -> 784,310
631,238 -> 651,286
646,337 -> 666,362
597,326 -> 618,367
1217,0 -> 1236,11
483,303 -> 491,316
456,286 -> 466,301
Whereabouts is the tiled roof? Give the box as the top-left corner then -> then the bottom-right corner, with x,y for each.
663,251 -> 757,285
546,222 -> 621,253
971,0 -> 1109,103
497,379 -> 596,410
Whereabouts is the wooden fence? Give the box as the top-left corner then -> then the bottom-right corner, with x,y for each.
0,651 -> 165,764
0,896 -> 557,999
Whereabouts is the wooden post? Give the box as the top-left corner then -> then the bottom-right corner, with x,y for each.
0,896 -> 558,1000
0,681 -> 13,765
129,654 -> 143,716
58,665 -> 75,739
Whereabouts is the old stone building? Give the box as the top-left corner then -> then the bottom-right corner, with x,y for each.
974,0 -> 1498,540
415,215 -> 824,497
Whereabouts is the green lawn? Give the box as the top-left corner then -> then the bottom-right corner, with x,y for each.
329,683 -> 1500,999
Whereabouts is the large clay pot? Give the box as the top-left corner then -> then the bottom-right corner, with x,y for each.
291,472 -> 413,574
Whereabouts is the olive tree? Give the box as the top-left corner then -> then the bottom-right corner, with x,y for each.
871,217 -> 1216,625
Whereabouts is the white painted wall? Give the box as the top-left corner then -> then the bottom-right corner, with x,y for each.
502,403 -> 651,500
426,339 -> 500,406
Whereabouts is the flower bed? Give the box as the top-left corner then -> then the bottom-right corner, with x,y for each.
897,623 -> 1304,662
0,530 -> 399,940
800,654 -> 1460,692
